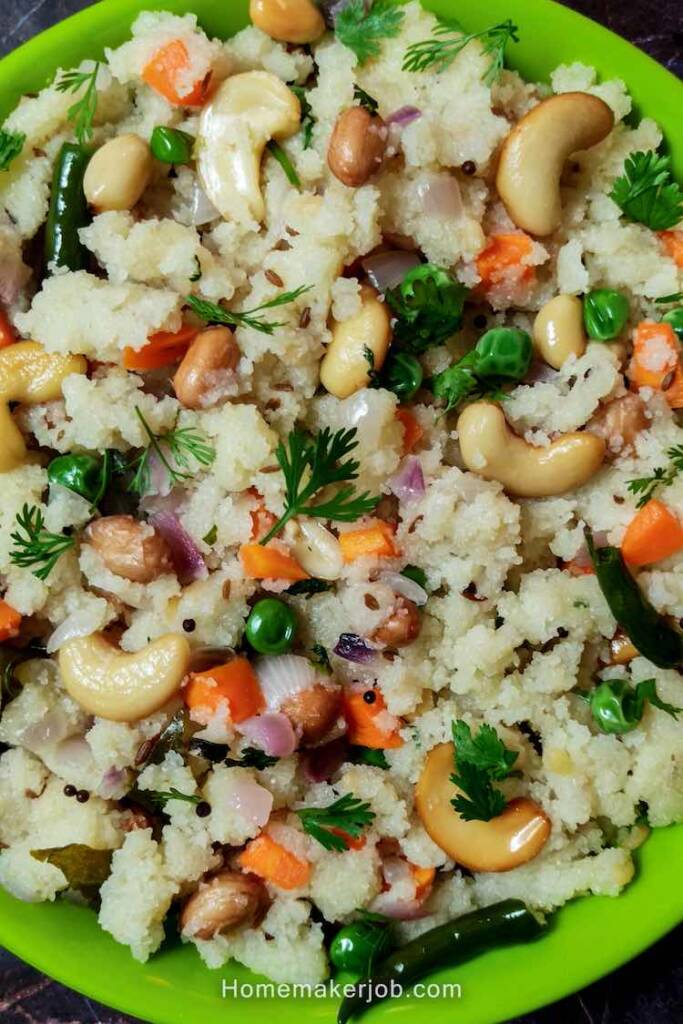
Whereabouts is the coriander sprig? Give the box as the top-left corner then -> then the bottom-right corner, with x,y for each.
626,444 -> 683,508
296,793 -> 375,851
129,407 -> 215,495
403,18 -> 519,85
260,427 -> 380,544
610,151 -> 683,231
10,504 -> 75,581
0,128 -> 26,171
56,62 -> 100,145
336,0 -> 405,65
186,285 -> 311,337
144,787 -> 202,808
450,720 -> 518,822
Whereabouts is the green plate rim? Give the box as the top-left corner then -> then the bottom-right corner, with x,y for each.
0,2 -> 682,1023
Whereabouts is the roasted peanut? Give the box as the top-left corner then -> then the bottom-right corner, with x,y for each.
610,630 -> 638,665
173,326 -> 240,409
371,597 -> 421,648
83,134 -> 153,212
249,0 -> 325,44
86,515 -> 173,584
586,394 -> 648,459
328,106 -> 388,188
180,870 -> 269,939
281,684 -> 342,746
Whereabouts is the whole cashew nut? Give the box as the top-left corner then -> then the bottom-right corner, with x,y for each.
496,93 -> 614,236
457,401 -> 606,498
533,294 -> 586,369
320,285 -> 392,399
416,743 -> 550,872
59,633 -> 191,722
0,341 -> 87,473
197,71 -> 301,225
249,0 -> 325,44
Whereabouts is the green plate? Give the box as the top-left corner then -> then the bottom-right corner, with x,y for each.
0,2 -> 682,1022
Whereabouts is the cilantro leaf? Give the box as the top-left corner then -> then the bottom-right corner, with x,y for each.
386,264 -> 468,352
336,0 -> 405,65
290,85 -> 316,149
225,747 -> 280,769
353,84 -> 379,115
403,18 -> 519,86
610,151 -> 683,231
626,444 -> 683,508
296,793 -> 375,851
449,719 -> 518,822
260,427 -> 379,543
0,129 -> 25,171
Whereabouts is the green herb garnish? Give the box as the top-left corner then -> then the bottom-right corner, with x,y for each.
626,445 -> 683,509
226,747 -> 280,770
144,787 -> 201,808
296,793 -> 375,851
0,128 -> 25,171
267,139 -> 301,188
287,578 -> 335,597
352,746 -> 389,769
56,63 -> 100,145
260,427 -> 379,544
610,151 -> 683,231
336,0 -> 405,65
403,18 -> 519,85
10,505 -> 75,581
655,292 -> 683,304
290,85 -> 316,149
450,720 -> 518,822
129,407 -> 215,495
386,264 -> 468,352
588,677 -> 681,734
353,84 -> 379,115
203,524 -> 218,545
186,286 -> 311,337
310,643 -> 332,672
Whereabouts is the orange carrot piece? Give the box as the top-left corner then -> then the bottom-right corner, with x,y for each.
659,230 -> 683,268
239,543 -> 309,581
339,521 -> 398,563
184,656 -> 264,724
476,233 -> 534,291
0,308 -> 15,349
329,828 -> 367,851
343,690 -> 403,749
663,363 -> 683,410
621,499 -> 683,566
123,324 -> 199,371
142,39 -> 212,106
396,408 -> 423,454
628,321 -> 680,390
0,599 -> 21,642
564,559 -> 595,577
238,834 -> 311,890
410,863 -> 436,901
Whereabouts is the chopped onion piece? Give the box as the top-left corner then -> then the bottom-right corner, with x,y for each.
389,457 -> 426,503
417,172 -> 463,220
255,655 -> 317,710
379,570 -> 428,607
333,633 -> 378,664
190,180 -> 220,226
227,776 -> 274,829
47,613 -> 99,654
238,712 -> 297,757
386,106 -> 422,128
150,511 -> 207,584
362,251 -> 421,293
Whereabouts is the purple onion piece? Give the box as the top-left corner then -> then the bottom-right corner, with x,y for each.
150,511 -> 207,585
385,105 -> 422,128
389,457 -> 426,503
333,633 -> 378,664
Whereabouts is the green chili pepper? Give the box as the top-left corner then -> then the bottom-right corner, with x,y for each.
246,598 -> 297,655
150,126 -> 195,165
48,453 -> 105,504
382,351 -> 423,401
473,327 -> 533,378
45,142 -> 90,272
586,531 -> 682,668
662,307 -> 683,342
583,289 -> 630,341
337,899 -> 545,1024
330,919 -> 394,976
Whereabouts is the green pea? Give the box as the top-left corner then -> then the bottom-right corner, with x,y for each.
473,327 -> 533,379
583,289 -> 630,341
246,598 -> 297,655
588,679 -> 643,734
383,352 -> 423,401
47,454 -> 104,504
663,307 -> 683,342
150,126 -> 195,165
330,920 -> 394,976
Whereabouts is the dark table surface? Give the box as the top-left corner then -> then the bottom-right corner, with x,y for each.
0,1 -> 681,1022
